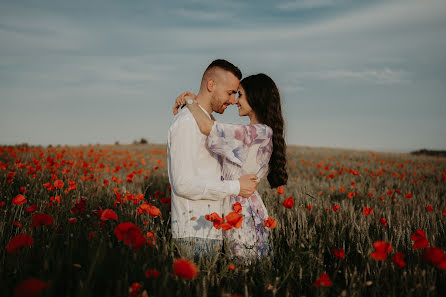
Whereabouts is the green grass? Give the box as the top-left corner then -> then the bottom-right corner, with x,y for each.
1,144 -> 445,297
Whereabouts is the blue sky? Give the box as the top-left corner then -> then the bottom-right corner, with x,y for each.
1,0 -> 445,152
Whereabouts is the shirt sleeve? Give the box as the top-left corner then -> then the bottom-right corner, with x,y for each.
206,122 -> 271,167
168,114 -> 240,201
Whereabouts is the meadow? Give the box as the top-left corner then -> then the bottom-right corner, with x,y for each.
0,143 -> 445,297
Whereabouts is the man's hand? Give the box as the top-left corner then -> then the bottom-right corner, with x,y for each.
238,174 -> 259,198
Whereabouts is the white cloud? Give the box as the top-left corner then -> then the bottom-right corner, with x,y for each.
277,0 -> 338,10
312,68 -> 411,84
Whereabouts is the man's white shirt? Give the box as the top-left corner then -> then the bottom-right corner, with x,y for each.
167,106 -> 240,239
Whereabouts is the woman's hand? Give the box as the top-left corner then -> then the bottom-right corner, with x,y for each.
173,91 -> 197,115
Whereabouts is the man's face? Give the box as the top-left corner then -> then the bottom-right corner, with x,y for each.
210,72 -> 240,114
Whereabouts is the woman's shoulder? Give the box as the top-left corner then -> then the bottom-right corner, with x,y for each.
249,123 -> 272,138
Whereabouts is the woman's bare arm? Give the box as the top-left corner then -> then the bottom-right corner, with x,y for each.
187,102 -> 214,136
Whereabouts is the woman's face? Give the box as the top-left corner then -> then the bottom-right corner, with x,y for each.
236,85 -> 253,117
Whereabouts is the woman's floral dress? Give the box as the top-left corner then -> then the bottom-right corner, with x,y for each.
206,121 -> 273,260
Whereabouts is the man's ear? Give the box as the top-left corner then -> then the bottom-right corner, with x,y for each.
207,79 -> 216,92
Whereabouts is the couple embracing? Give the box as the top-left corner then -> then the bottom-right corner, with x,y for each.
167,59 -> 287,263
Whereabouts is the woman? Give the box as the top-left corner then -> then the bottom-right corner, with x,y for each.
173,73 -> 287,260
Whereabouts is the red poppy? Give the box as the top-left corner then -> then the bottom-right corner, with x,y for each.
13,278 -> 50,297
225,212 -> 243,229
332,205 -> 340,212
347,192 -> 354,199
7,234 -> 34,254
43,182 -> 53,191
264,217 -> 277,229
173,258 -> 198,279
443,210 -> 446,216
145,269 -> 160,278
392,252 -> 405,268
205,212 -> 224,229
26,204 -> 38,212
228,264 -> 235,271
148,204 -> 161,217
307,205 -> 312,210
12,194 -> 27,205
406,193 -> 413,199
53,180 -> 64,189
128,282 -> 141,297
100,209 -> 118,221
422,247 -> 446,270
379,218 -> 387,226
68,218 -> 77,224
32,213 -> 53,227
313,272 -> 332,287
333,249 -> 345,260
411,230 -> 429,249
146,231 -> 156,247
425,205 -> 433,212
363,207 -> 373,216
370,241 -> 392,260
232,202 -> 242,213
277,186 -> 284,194
282,197 -> 294,209
114,222 -> 146,250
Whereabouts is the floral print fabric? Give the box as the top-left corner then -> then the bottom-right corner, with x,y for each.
206,122 -> 273,260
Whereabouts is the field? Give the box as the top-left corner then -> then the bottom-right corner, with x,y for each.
1,144 -> 445,297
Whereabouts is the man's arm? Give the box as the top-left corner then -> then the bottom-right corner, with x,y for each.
168,114 -> 240,201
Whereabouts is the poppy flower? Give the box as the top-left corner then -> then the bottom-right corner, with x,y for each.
173,258 -> 198,279
205,212 -> 224,229
232,202 -> 242,213
277,186 -> 284,194
411,230 -> 429,249
264,217 -> 277,229
114,222 -> 146,250
333,249 -> 345,260
282,197 -> 294,209
146,231 -> 156,247
332,205 -> 340,212
145,269 -> 160,278
422,247 -> 446,269
313,272 -> 332,287
13,278 -> 50,297
425,205 -> 433,212
370,241 -> 392,260
307,205 -> 312,210
128,282 -> 141,297
43,183 -> 53,191
379,218 -> 387,226
7,234 -> 34,254
363,207 -> 373,216
53,180 -> 64,189
68,218 -> 77,224
12,194 -> 27,205
100,209 -> 118,221
26,204 -> 38,212
392,252 -> 405,268
32,213 -> 53,227
406,193 -> 413,199
148,205 -> 161,217
225,212 -> 243,229
228,264 -> 235,271
347,192 -> 354,199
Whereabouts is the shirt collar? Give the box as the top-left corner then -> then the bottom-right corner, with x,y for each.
198,104 -> 212,120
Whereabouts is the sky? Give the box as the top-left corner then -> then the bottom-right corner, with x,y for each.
1,0 -> 445,152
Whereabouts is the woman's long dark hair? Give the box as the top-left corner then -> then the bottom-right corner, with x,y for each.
241,73 -> 287,188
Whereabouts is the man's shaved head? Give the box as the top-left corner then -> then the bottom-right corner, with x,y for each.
198,59 -> 242,114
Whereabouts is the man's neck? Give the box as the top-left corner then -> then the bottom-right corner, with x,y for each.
195,93 -> 213,115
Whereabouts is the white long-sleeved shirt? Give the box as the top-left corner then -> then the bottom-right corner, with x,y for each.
167,106 -> 240,239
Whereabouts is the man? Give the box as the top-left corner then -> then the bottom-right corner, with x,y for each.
167,59 -> 258,261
